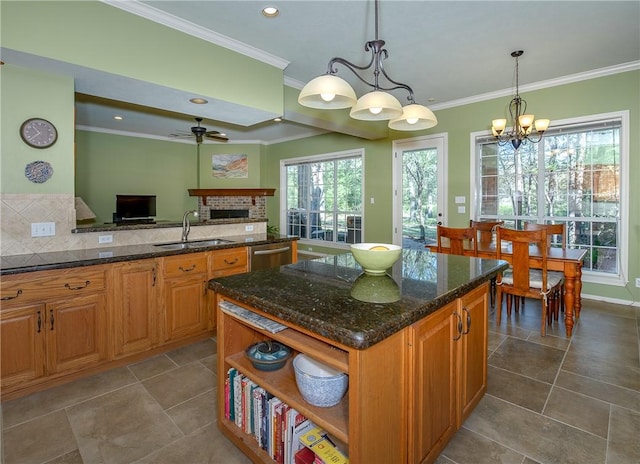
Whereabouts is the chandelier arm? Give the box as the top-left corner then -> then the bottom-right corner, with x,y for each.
327,56 -> 378,89
377,57 -> 416,102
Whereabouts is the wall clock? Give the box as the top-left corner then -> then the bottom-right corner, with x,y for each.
20,118 -> 58,148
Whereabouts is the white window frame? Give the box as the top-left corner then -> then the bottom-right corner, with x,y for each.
469,111 -> 629,287
279,148 -> 365,250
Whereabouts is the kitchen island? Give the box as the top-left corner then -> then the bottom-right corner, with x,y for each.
208,249 -> 508,464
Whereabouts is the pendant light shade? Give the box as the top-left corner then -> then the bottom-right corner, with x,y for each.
350,91 -> 403,121
298,75 -> 357,109
389,103 -> 438,131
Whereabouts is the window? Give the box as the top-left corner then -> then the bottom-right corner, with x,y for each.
280,149 -> 363,246
473,112 -> 628,285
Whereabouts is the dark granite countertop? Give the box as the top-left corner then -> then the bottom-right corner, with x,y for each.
0,234 -> 296,275
208,249 -> 509,350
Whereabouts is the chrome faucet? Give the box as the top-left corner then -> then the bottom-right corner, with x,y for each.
181,210 -> 198,242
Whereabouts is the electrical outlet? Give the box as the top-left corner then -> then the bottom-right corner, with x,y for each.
245,225 -> 254,232
31,222 -> 55,237
98,235 -> 113,244
635,277 -> 640,288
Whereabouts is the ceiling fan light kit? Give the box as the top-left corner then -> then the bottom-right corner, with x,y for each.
297,0 -> 437,131
491,50 -> 550,150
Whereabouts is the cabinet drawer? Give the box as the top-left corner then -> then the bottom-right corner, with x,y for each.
211,248 -> 248,274
1,267 -> 107,306
163,253 -> 208,277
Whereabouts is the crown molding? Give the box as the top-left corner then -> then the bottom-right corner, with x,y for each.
101,0 -> 289,70
430,60 -> 640,111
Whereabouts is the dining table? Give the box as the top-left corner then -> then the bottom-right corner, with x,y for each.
427,240 -> 587,337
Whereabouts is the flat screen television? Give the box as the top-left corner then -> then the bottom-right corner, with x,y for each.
115,194 -> 156,221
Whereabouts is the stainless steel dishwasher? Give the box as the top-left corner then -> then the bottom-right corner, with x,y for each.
249,242 -> 293,271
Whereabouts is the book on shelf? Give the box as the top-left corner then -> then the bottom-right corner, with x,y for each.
299,426 -> 349,464
227,368 -> 238,421
233,372 -> 244,429
219,300 -> 287,334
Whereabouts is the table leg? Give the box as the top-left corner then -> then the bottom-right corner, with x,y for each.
563,275 -> 575,337
574,264 -> 583,318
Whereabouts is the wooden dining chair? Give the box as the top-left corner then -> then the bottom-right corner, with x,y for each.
436,225 -> 478,256
524,222 -> 567,320
469,220 -> 503,308
495,227 -> 565,336
469,220 -> 504,245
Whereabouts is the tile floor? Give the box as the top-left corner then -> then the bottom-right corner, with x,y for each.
1,298 -> 639,464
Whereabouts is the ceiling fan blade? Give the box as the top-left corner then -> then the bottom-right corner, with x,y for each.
205,132 -> 229,142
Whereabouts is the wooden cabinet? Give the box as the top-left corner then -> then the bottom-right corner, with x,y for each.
161,253 -> 210,342
111,260 -> 159,358
409,283 -> 488,463
0,266 -> 109,393
216,284 -> 488,464
210,247 -> 248,278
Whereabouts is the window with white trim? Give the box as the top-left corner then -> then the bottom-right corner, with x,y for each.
281,149 -> 363,246
474,112 -> 628,284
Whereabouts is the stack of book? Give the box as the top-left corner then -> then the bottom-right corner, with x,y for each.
225,368 -> 348,464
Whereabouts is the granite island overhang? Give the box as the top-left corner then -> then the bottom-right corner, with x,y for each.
207,249 -> 509,350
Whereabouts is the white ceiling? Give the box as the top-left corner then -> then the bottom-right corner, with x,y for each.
66,1 -> 640,144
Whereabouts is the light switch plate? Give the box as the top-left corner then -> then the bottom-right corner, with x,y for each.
457,206 -> 466,214
455,196 -> 466,204
31,222 -> 55,237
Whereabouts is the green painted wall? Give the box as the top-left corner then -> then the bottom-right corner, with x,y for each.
1,1 -> 283,115
267,71 -> 640,303
75,131 -> 199,223
1,65 -> 75,193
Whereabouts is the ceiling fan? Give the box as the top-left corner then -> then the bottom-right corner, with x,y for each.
170,117 -> 228,143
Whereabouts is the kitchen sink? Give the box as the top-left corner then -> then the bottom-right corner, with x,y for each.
154,239 -> 233,250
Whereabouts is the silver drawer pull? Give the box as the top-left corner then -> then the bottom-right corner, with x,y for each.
65,281 -> 90,290
253,246 -> 290,255
1,289 -> 23,300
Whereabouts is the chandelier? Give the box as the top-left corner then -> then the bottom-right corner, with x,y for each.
491,50 -> 550,150
297,0 -> 437,131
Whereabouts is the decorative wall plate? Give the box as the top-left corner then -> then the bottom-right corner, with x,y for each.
25,160 -> 54,183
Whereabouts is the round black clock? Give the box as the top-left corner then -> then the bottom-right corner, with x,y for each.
20,118 -> 58,148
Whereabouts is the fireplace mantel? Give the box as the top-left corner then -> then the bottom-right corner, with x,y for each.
188,188 -> 275,205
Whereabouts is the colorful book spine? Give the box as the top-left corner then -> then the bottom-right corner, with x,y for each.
299,426 -> 349,464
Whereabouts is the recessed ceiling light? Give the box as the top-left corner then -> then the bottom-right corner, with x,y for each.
113,115 -> 123,120
190,97 -> 208,104
273,117 -> 282,122
262,6 -> 279,17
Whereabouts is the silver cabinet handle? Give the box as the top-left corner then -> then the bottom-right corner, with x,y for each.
253,246 -> 290,255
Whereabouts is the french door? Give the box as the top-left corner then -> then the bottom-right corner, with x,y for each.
392,134 -> 447,249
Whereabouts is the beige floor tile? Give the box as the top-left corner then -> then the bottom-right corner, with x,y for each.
165,338 -> 217,366
67,384 -> 182,464
44,449 -> 84,464
141,362 -> 215,410
442,426 -> 525,463
127,354 -> 179,381
3,410 -> 77,464
562,349 -> 640,392
489,338 -> 566,384
487,366 -> 551,413
463,395 -> 607,464
555,371 -> 640,413
543,386 -> 611,438
165,389 -> 216,435
607,405 -> 640,463
133,423 -> 252,464
2,367 -> 137,428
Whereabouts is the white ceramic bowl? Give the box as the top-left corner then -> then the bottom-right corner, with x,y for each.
293,354 -> 348,407
350,243 -> 402,275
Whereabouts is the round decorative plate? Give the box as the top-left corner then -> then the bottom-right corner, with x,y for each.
25,160 -> 54,183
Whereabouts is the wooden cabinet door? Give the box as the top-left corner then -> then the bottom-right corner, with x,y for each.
409,300 -> 458,464
164,275 -> 208,342
46,293 -> 108,375
458,284 -> 488,424
112,260 -> 158,358
0,304 -> 46,388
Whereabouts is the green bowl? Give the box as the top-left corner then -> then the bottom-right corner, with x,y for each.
350,243 -> 402,275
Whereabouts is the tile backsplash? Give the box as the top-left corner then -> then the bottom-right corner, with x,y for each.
1,193 -> 266,257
